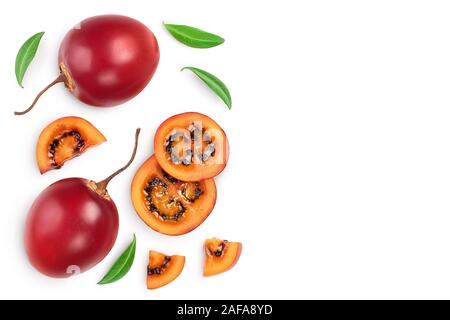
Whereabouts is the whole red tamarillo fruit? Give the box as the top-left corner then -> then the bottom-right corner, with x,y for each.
15,15 -> 160,115
24,129 -> 140,278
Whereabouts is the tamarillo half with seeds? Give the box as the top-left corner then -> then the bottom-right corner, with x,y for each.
154,112 -> 229,181
36,116 -> 106,174
131,155 -> 217,236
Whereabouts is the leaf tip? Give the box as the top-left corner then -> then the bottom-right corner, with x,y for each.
163,22 -> 173,31
97,276 -> 109,285
224,97 -> 232,109
33,31 -> 45,43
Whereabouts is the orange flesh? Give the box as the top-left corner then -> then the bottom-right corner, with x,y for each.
131,155 -> 217,236
204,238 -> 242,276
147,251 -> 185,289
154,112 -> 229,181
37,116 -> 106,174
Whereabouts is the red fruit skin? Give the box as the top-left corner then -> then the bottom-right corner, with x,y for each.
24,178 -> 119,278
58,15 -> 160,107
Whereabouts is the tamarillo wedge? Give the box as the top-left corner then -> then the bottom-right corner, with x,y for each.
147,251 -> 185,289
131,155 -> 216,235
204,238 -> 242,276
154,112 -> 229,181
37,116 -> 106,174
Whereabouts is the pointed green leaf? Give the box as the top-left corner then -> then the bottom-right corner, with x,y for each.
98,234 -> 136,285
182,67 -> 232,109
164,23 -> 224,48
15,32 -> 45,88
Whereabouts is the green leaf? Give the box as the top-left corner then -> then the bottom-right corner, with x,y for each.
15,32 -> 45,88
98,234 -> 136,285
182,67 -> 232,109
164,23 -> 224,48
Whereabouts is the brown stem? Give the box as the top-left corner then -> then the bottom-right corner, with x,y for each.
95,128 -> 141,195
14,74 -> 66,116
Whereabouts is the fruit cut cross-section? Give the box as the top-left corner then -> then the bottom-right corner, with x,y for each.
147,251 -> 185,289
37,116 -> 106,174
132,155 -> 217,235
154,112 -> 229,181
204,238 -> 242,276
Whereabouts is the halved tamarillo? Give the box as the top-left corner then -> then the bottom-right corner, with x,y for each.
147,251 -> 185,289
204,238 -> 242,276
154,112 -> 229,181
132,155 -> 216,236
15,15 -> 159,115
37,116 -> 106,174
24,129 -> 140,278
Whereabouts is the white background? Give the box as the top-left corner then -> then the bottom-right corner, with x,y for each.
1,0 -> 450,300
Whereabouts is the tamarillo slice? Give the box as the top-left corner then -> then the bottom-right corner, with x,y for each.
154,112 -> 229,181
36,116 -> 106,174
131,155 -> 216,236
147,251 -> 185,289
204,238 -> 242,276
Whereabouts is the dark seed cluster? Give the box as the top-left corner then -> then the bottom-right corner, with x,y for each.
144,178 -> 186,222
49,130 -> 85,168
165,123 -> 216,166
181,183 -> 203,202
162,170 -> 203,202
211,241 -> 228,257
147,256 -> 171,275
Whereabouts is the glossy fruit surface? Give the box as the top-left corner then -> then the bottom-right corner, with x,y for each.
24,178 -> 118,278
154,112 -> 229,181
37,116 -> 106,174
132,155 -> 216,235
59,15 -> 160,107
147,251 -> 185,289
25,129 -> 140,278
204,238 -> 242,276
14,15 -> 160,116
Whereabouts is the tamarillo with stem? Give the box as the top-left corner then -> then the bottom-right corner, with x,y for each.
24,129 -> 141,278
